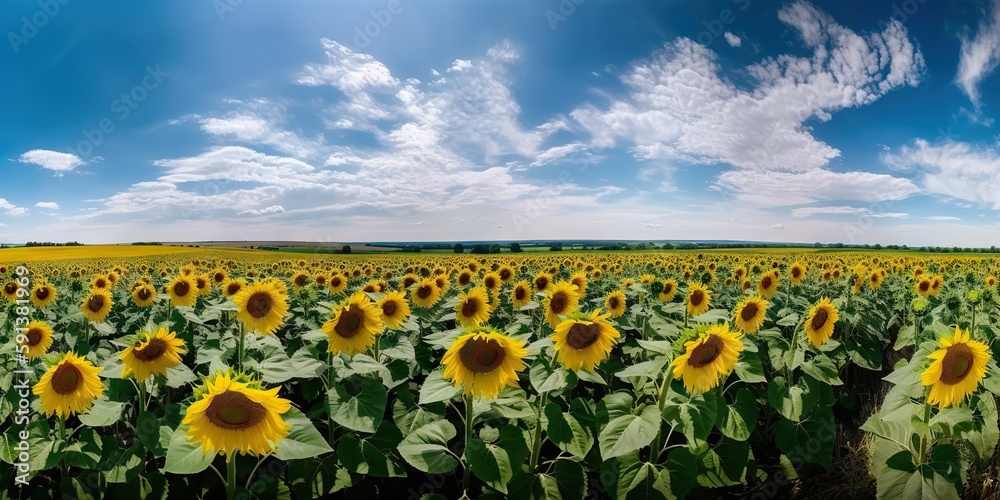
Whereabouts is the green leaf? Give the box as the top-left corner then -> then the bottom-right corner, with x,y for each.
274,407 -> 334,460
162,425 -> 213,475
337,420 -> 406,477
696,439 -> 750,487
418,369 -> 461,405
61,428 -> 103,469
466,438 -> 514,494
734,352 -> 766,384
397,420 -> 458,474
599,405 -> 660,460
801,354 -> 843,385
717,388 -> 759,441
614,358 -> 669,381
530,361 -> 568,394
662,387 -> 719,447
77,398 -> 125,427
775,409 -> 836,469
328,377 -> 387,433
544,403 -> 594,459
164,363 -> 197,388
767,376 -> 817,422
136,411 -> 162,454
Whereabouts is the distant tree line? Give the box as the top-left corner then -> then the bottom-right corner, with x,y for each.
131,242 -> 163,245
23,241 -> 84,247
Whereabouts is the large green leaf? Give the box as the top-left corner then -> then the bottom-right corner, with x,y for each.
274,407 -> 334,460
418,369 -> 461,405
466,438 -> 514,494
717,388 -> 759,441
397,419 -> 458,474
327,377 -> 387,433
337,420 -> 406,477
544,403 -> 593,459
77,397 -> 125,427
767,376 -> 817,422
162,425 -> 213,475
599,405 -> 660,460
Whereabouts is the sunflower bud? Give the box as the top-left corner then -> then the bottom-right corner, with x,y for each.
911,297 -> 928,312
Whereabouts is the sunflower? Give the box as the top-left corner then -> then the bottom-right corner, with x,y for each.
686,283 -> 712,317
921,327 -> 991,409
120,327 -> 187,380
659,279 -> 678,302
789,262 -> 806,285
804,298 -> 839,347
291,271 -> 310,291
2,281 -> 20,301
511,280 -> 532,309
551,310 -> 621,371
182,372 -> 292,456
19,321 -> 54,359
456,287 -> 492,328
33,352 -> 104,419
322,291 -> 384,356
757,274 -> 778,299
457,270 -> 474,287
930,275 -> 943,296
852,276 -> 864,295
30,282 -> 57,308
376,291 -> 411,330
194,275 -> 212,295
869,270 -> 884,290
482,272 -> 501,292
91,275 -> 111,291
604,290 -> 627,318
441,328 -> 528,399
329,273 -> 349,295
132,284 -> 157,307
915,278 -> 932,297
543,281 -> 581,328
733,295 -> 769,334
498,266 -> 515,283
167,276 -> 198,307
233,281 -> 290,335
671,323 -> 743,394
81,289 -> 113,323
222,278 -> 246,298
533,272 -> 553,293
410,278 -> 443,309
212,269 -> 228,285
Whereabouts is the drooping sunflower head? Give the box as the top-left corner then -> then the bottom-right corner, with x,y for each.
441,328 -> 528,399
132,284 -> 157,307
604,290 -> 627,318
232,281 -> 290,335
322,291 -> 384,356
167,276 -> 199,307
30,282 -> 57,308
686,283 -> 712,317
733,295 -> 769,334
804,297 -> 839,347
81,289 -> 114,323
456,287 -> 492,328
511,280 -> 532,309
659,279 -> 678,302
411,278 -> 443,308
32,352 -> 104,419
551,310 -> 621,372
120,327 -> 187,381
182,371 -> 292,456
671,323 -> 743,394
543,281 -> 581,328
376,291 -> 411,330
20,321 -> 54,359
920,327 -> 991,409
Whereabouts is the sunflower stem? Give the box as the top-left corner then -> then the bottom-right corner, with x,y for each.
58,417 -> 68,478
462,392 -> 475,494
326,351 -> 336,448
226,453 -> 237,500
236,323 -> 245,373
528,391 -> 548,472
650,375 -> 672,463
84,318 -> 90,347
138,380 -> 147,413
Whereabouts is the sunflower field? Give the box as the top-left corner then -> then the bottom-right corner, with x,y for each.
2,250 -> 1000,499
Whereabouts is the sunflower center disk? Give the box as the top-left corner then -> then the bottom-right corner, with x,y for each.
688,336 -> 723,368
52,363 -> 83,395
138,289 -> 151,300
459,339 -> 506,374
247,293 -> 274,318
515,288 -> 526,300
536,278 -> 548,290
4,283 -> 16,294
940,344 -> 974,385
26,329 -> 42,346
740,303 -> 759,322
549,294 -> 567,314
382,301 -> 397,317
811,308 -> 828,330
215,273 -> 225,283
762,277 -> 772,289
567,323 -> 600,349
206,391 -> 266,430
664,285 -> 673,295
417,286 -> 433,299
690,290 -> 704,307
35,288 -> 50,300
609,298 -> 620,309
461,300 -> 479,317
335,309 -> 364,338
134,340 -> 166,361
174,282 -> 190,296
87,295 -> 105,312
295,276 -> 307,287
227,283 -> 241,295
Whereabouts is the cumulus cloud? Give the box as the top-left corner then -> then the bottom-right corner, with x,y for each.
238,205 -> 285,216
956,0 -> 1000,106
716,169 -> 918,206
927,215 -> 961,221
18,150 -> 84,174
35,202 -> 60,210
883,139 -> 1000,209
724,32 -> 742,47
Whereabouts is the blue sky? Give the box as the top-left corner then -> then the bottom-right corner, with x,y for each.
4,0 -> 1000,246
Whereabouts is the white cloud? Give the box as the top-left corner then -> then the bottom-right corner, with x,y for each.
18,150 -> 84,174
35,202 -> 59,210
448,59 -> 472,72
6,207 -> 29,217
716,169 -> 919,206
956,0 -> 1000,106
883,139 -> 1000,209
641,223 -> 664,228
238,205 -> 285,216
768,224 -> 786,230
927,215 -> 961,221
791,205 -> 908,218
200,100 -> 322,159
724,32 -> 742,47
0,198 -> 14,210
410,221 -> 426,225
